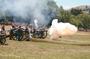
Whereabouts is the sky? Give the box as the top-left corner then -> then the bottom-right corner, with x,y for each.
54,0 -> 90,9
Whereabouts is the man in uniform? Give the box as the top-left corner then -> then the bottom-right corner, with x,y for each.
0,25 -> 7,45
16,26 -> 23,41
24,25 -> 31,41
9,24 -> 16,40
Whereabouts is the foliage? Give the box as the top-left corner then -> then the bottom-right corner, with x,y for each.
78,14 -> 90,30
57,6 -> 90,31
71,8 -> 82,16
57,6 -> 71,22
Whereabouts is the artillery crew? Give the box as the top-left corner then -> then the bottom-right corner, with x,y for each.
9,24 -> 33,41
0,24 -> 47,45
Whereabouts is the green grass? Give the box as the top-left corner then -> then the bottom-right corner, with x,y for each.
0,31 -> 90,59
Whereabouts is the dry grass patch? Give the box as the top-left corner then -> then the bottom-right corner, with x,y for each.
0,31 -> 90,59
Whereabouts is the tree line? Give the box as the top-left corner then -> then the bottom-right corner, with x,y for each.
56,6 -> 90,31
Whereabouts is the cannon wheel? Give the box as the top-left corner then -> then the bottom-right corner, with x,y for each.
32,30 -> 47,39
42,31 -> 47,39
0,36 -> 6,45
1,38 -> 6,45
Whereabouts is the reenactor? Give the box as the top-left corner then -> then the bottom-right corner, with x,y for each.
39,28 -> 44,39
0,25 -> 7,45
16,26 -> 23,41
24,25 -> 31,41
28,25 -> 33,39
9,24 -> 16,40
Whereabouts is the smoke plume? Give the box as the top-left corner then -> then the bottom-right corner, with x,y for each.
48,19 -> 78,40
0,0 -> 56,26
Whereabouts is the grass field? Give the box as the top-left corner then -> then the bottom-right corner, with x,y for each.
0,31 -> 90,59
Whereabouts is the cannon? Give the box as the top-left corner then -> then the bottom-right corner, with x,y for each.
32,28 -> 47,39
9,25 -> 32,41
9,27 -> 24,41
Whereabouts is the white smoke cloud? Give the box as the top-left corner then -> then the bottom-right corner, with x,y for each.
0,0 -> 56,26
34,19 -> 38,29
48,19 -> 78,40
1,0 -> 46,17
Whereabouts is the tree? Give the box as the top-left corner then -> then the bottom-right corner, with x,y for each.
70,15 -> 82,29
77,14 -> 90,31
71,8 -> 82,16
57,6 -> 71,22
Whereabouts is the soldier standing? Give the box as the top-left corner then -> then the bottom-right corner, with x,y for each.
9,24 -> 16,40
24,25 -> 31,41
0,25 -> 7,45
16,26 -> 23,41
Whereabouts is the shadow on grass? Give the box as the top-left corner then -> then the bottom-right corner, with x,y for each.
32,39 -> 90,46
